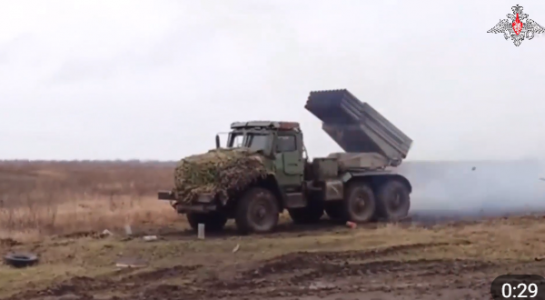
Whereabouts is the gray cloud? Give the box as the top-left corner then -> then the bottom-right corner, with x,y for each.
0,0 -> 544,161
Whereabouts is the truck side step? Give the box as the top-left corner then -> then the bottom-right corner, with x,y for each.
284,192 -> 307,209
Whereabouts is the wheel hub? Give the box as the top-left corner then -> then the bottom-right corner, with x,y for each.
353,192 -> 367,214
250,200 -> 270,225
389,193 -> 401,210
356,199 -> 366,209
256,207 -> 266,219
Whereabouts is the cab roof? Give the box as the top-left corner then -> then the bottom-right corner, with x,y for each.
230,121 -> 300,130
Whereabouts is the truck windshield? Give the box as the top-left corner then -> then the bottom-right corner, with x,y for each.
228,132 -> 269,152
247,134 -> 269,152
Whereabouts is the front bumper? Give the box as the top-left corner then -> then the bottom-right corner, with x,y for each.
158,190 -> 176,200
157,190 -> 218,213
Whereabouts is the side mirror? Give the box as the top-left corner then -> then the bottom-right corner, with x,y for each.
215,135 -> 220,149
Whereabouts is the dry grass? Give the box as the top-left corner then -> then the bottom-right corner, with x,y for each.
0,160 -> 178,242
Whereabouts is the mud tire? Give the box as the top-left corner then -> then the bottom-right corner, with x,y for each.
288,199 -> 324,224
375,180 -> 410,221
235,187 -> 279,234
342,181 -> 377,223
4,253 -> 38,268
186,213 -> 227,232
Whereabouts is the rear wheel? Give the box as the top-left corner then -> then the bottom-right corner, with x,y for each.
342,181 -> 377,223
186,212 -> 227,232
235,187 -> 279,234
375,180 -> 410,221
288,198 -> 324,224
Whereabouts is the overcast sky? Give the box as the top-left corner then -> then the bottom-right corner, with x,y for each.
0,0 -> 544,161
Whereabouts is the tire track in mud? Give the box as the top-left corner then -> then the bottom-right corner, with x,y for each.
242,240 -> 471,278
190,258 -> 495,299
192,240 -> 484,299
286,258 -> 493,282
3,241 -> 492,300
2,265 -> 202,300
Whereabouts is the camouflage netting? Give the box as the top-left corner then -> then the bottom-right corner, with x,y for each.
173,149 -> 270,203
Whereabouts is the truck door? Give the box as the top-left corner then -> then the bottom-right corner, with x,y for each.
275,133 -> 304,189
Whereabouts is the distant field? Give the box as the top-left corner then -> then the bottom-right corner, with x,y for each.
0,160 -> 179,241
1,159 -> 543,241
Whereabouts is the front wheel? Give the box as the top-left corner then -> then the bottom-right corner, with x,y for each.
235,187 -> 279,234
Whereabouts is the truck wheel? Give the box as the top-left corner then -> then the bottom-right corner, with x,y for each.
288,200 -> 324,224
186,213 -> 227,232
342,181 -> 376,223
235,187 -> 279,234
376,180 -> 410,221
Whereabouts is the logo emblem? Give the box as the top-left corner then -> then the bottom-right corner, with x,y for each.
487,4 -> 545,47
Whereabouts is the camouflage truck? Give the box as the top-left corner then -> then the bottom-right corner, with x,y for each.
158,89 -> 413,234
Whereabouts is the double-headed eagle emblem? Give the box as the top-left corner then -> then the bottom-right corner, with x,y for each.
487,4 -> 545,47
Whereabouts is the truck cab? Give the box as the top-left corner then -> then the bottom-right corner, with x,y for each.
225,121 -> 306,195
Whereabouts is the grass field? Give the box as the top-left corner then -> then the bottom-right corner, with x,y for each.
0,161 -> 177,242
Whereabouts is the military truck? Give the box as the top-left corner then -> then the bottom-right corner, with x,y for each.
158,89 -> 413,234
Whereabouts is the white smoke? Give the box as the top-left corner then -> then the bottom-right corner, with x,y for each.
398,160 -> 545,217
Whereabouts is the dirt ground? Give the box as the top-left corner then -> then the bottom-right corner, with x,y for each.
3,214 -> 545,300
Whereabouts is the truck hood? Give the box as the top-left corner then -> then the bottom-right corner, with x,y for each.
173,148 -> 269,203
181,147 -> 265,164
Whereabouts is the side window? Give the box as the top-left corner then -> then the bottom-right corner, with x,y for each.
276,135 -> 296,152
